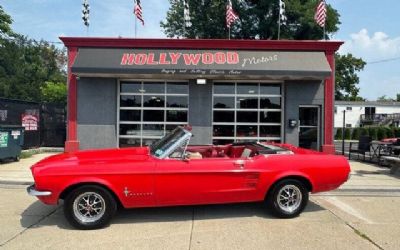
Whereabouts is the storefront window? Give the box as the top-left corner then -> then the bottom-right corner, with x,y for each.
212,81 -> 282,144
119,80 -> 188,147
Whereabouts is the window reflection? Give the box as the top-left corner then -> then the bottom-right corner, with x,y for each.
237,97 -> 258,109
120,110 -> 141,121
213,125 -> 234,137
214,97 -> 235,109
143,96 -> 165,107
260,97 -> 281,109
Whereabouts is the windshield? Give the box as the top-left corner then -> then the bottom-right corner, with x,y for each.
150,127 -> 188,158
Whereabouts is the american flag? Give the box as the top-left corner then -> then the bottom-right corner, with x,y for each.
226,0 -> 239,28
314,0 -> 326,27
134,0 -> 144,26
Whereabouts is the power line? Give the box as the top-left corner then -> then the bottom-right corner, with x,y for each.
367,56 -> 400,64
1,37 -> 63,45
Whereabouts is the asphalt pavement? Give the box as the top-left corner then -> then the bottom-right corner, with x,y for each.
0,155 -> 399,249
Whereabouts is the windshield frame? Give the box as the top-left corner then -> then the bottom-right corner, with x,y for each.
150,126 -> 192,159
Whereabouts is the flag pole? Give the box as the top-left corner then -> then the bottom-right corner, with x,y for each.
135,15 -> 137,38
278,16 -> 281,40
228,27 -> 231,40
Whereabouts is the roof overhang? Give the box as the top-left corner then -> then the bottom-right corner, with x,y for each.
71,48 -> 332,80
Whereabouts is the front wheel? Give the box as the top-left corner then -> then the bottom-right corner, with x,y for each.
266,179 -> 309,218
64,185 -> 117,230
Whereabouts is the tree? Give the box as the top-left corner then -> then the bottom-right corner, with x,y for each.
397,93 -> 400,102
40,81 -> 67,104
161,0 -> 365,100
335,53 -> 366,101
161,0 -> 340,39
0,5 -> 14,38
377,95 -> 396,102
0,5 -> 67,103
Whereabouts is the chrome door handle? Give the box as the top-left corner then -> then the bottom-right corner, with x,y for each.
234,160 -> 245,169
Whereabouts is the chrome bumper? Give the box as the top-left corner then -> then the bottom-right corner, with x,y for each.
27,185 -> 52,196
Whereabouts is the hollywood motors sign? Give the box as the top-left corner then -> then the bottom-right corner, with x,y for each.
120,51 -> 240,66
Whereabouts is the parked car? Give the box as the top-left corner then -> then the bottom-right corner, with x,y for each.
28,126 -> 350,230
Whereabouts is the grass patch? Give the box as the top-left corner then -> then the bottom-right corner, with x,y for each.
20,151 -> 35,159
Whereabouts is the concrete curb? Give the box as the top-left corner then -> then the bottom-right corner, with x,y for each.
0,180 -> 33,186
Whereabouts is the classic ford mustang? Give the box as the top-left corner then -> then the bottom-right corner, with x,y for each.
28,126 -> 350,229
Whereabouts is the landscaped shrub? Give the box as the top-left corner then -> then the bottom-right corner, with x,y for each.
368,127 -> 378,141
394,127 -> 400,137
335,128 -> 343,140
385,127 -> 394,138
351,128 -> 360,140
344,128 -> 351,140
359,127 -> 369,136
377,127 -> 386,140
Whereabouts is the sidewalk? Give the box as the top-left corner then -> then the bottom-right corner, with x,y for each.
0,153 -> 58,185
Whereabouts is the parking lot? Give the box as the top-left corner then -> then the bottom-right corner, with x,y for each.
0,160 -> 399,250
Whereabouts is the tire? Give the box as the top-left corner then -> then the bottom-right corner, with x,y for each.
64,185 -> 117,230
266,179 -> 309,218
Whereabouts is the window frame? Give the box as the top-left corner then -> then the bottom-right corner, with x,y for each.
118,80 -> 189,147
212,81 -> 283,143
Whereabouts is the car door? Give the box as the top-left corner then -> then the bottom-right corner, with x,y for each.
154,156 -> 261,206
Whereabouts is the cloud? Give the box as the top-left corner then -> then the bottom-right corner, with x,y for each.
339,29 -> 400,61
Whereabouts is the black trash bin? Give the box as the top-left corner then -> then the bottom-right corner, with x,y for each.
0,125 -> 25,162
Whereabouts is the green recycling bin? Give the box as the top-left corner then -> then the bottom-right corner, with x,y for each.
0,125 -> 25,162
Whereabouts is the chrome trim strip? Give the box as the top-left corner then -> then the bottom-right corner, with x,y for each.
27,185 -> 52,196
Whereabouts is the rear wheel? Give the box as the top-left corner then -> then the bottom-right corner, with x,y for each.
64,185 -> 117,230
266,179 -> 309,218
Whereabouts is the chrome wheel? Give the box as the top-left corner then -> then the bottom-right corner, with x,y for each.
277,184 -> 302,214
73,192 -> 106,223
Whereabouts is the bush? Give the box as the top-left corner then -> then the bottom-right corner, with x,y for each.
394,127 -> 400,137
368,127 -> 378,141
335,128 -> 343,140
385,127 -> 394,138
377,127 -> 386,140
359,127 -> 369,136
344,128 -> 351,140
351,128 -> 360,140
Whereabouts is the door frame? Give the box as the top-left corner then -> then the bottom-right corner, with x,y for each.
298,105 -> 321,150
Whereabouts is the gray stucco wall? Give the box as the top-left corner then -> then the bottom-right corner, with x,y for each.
188,81 -> 213,145
77,77 -> 117,149
284,80 -> 325,147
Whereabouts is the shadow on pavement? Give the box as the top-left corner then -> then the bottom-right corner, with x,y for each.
20,200 -> 324,230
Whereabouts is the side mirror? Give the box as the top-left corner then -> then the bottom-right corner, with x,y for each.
182,152 -> 190,162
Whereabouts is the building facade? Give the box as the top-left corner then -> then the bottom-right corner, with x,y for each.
61,38 -> 342,153
335,101 -> 400,128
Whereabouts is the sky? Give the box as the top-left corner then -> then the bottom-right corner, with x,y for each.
2,0 -> 399,101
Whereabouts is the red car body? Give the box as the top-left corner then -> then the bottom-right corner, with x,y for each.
30,144 -> 350,208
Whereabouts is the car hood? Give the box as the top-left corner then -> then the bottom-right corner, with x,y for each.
31,147 -> 151,170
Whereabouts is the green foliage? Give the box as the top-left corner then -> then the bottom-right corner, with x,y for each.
335,128 -> 342,140
375,94 -> 400,102
344,128 -> 351,140
385,127 -> 394,138
377,127 -> 386,140
0,29 -> 67,103
161,0 -> 340,39
359,127 -> 369,136
368,127 -> 378,141
0,5 -> 14,38
351,128 -> 360,140
394,127 -> 400,137
335,53 -> 366,101
40,81 -> 67,104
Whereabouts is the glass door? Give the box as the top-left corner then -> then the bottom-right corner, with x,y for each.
299,106 -> 320,150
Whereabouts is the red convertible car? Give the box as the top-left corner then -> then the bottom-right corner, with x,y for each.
28,126 -> 350,230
